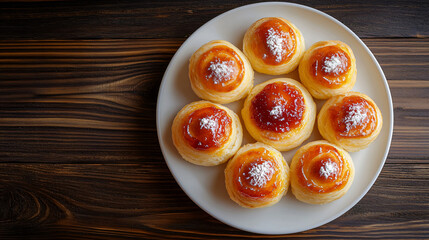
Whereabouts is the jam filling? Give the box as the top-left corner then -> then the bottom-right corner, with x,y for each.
251,18 -> 296,65
329,95 -> 376,138
183,106 -> 232,150
232,148 -> 281,198
296,144 -> 350,193
197,46 -> 244,92
309,45 -> 351,88
250,82 -> 304,133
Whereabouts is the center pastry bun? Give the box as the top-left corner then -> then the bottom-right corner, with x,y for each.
225,142 -> 289,208
290,140 -> 355,204
172,100 -> 243,166
241,78 -> 316,151
243,17 -> 305,75
189,40 -> 254,104
317,92 -> 383,152
299,40 -> 357,99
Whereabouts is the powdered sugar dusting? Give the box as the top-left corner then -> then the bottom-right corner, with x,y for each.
199,116 -> 218,135
322,53 -> 342,74
319,159 -> 338,179
343,103 -> 368,132
246,160 -> 275,188
269,105 -> 284,119
265,28 -> 287,62
207,59 -> 235,85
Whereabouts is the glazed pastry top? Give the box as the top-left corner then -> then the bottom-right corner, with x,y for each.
250,81 -> 305,133
249,18 -> 297,65
230,147 -> 283,198
328,95 -> 377,138
294,144 -> 351,193
196,45 -> 245,92
182,104 -> 232,151
308,44 -> 352,88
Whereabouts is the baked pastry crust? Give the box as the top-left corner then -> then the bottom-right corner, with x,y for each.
243,17 -> 305,75
290,140 -> 355,204
225,142 -> 289,208
189,40 -> 254,104
299,40 -> 357,99
172,100 -> 243,166
241,78 -> 316,151
317,92 -> 383,152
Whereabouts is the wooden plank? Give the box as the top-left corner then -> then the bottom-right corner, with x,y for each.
1,39 -> 428,163
0,1 -> 427,239
0,39 -> 180,163
364,39 -> 429,81
0,163 -> 427,239
0,1 -> 427,39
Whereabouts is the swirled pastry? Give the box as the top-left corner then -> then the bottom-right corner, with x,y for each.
290,140 -> 355,204
318,92 -> 383,152
171,100 -> 242,166
189,40 -> 254,104
299,40 -> 357,99
243,17 -> 305,75
241,78 -> 316,151
225,142 -> 289,208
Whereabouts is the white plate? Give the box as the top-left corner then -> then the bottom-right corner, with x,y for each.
156,2 -> 393,234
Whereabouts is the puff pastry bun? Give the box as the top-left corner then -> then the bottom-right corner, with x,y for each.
189,40 -> 254,104
243,17 -> 305,75
241,78 -> 316,151
225,142 -> 289,208
172,100 -> 243,166
299,40 -> 357,99
290,140 -> 355,204
318,92 -> 383,152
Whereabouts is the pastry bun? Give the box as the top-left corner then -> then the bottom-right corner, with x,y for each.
172,100 -> 243,166
290,140 -> 355,204
299,40 -> 357,99
189,40 -> 254,104
243,17 -> 305,75
225,142 -> 289,208
318,92 -> 383,152
241,78 -> 316,151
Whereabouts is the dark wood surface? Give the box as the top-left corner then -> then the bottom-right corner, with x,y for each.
1,1 -> 428,239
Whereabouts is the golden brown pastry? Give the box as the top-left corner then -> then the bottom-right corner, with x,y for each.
189,40 -> 254,104
243,17 -> 305,75
318,92 -> 383,152
299,40 -> 357,99
290,140 -> 355,204
241,78 -> 316,151
171,100 -> 242,166
225,142 -> 289,208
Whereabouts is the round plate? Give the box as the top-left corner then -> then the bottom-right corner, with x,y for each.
156,2 -> 393,234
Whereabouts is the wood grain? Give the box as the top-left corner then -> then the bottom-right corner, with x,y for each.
0,39 -> 180,163
0,0 -> 428,39
1,39 -> 428,163
365,39 -> 429,161
0,163 -> 428,239
0,1 -> 428,238
0,38 -> 428,238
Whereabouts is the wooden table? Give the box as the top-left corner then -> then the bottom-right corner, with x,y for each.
1,1 -> 428,239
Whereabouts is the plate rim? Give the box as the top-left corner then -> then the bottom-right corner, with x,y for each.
156,1 -> 394,234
